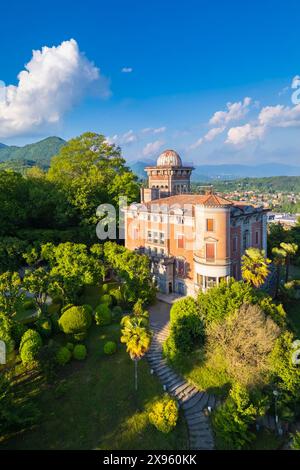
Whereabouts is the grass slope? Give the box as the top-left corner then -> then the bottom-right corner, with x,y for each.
1,323 -> 188,450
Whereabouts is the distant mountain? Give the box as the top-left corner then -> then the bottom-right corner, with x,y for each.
128,160 -> 300,181
0,136 -> 66,170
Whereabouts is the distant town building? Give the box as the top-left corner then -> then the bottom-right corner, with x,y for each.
124,150 -> 268,296
267,212 -> 299,227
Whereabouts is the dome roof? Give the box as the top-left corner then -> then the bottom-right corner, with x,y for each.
157,149 -> 182,167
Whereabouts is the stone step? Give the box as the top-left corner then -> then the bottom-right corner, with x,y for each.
186,414 -> 208,426
149,359 -> 167,368
169,380 -> 191,395
207,394 -> 216,410
182,392 -> 205,411
176,384 -> 198,401
152,363 -> 170,373
156,368 -> 176,380
164,375 -> 185,389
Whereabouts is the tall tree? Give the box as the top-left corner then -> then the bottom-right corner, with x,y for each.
241,248 -> 271,288
0,272 -> 23,317
120,316 -> 151,391
23,267 -> 54,315
280,242 -> 298,282
272,247 -> 287,298
47,132 -> 139,227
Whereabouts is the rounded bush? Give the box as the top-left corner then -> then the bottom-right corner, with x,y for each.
23,299 -> 36,311
60,303 -> 74,315
104,341 -> 117,355
95,304 -> 112,326
20,329 -> 43,367
82,304 -> 93,316
149,395 -> 179,433
100,283 -> 110,294
56,346 -> 72,365
58,305 -> 92,338
73,344 -> 87,360
100,294 -> 112,306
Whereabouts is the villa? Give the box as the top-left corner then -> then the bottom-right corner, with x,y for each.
124,150 -> 268,296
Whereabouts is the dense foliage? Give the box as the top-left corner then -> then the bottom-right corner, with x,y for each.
58,305 -> 92,340
148,395 -> 179,434
163,297 -> 204,361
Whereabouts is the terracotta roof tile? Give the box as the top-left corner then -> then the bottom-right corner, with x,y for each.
143,193 -> 232,208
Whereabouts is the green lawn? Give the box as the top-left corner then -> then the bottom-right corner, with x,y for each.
166,347 -> 231,398
0,323 -> 188,450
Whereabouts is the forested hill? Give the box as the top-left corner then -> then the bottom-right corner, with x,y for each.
0,136 -> 66,170
192,176 -> 300,194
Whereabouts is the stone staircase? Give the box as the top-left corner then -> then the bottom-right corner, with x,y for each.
147,320 -> 215,450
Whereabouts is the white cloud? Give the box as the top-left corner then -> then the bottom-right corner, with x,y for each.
0,39 -> 110,138
107,129 -> 137,145
209,97 -> 252,126
121,67 -> 133,73
258,104 -> 300,128
226,123 -> 265,145
190,126 -> 225,150
143,140 -> 164,157
142,126 -> 166,134
292,75 -> 300,89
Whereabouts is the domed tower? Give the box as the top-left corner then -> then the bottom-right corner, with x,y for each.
141,149 -> 194,202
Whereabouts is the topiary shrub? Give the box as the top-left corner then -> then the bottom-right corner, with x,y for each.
104,341 -> 117,355
112,305 -> 123,322
81,304 -> 93,316
110,288 -> 124,307
163,297 -> 204,362
56,346 -> 72,365
100,294 -> 112,306
149,395 -> 179,433
19,329 -> 43,368
60,303 -> 74,315
73,344 -> 87,360
100,283 -> 110,294
36,317 -> 52,337
58,305 -> 92,340
95,304 -> 112,326
23,299 -> 36,311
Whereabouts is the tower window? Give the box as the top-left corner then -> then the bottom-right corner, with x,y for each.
206,219 -> 214,231
206,243 -> 215,262
177,234 -> 184,249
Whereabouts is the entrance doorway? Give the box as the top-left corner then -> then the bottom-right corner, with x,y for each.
168,282 -> 173,294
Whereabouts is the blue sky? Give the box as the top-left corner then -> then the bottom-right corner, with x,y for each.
0,0 -> 299,165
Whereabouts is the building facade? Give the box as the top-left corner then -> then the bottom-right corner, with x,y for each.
124,150 -> 268,296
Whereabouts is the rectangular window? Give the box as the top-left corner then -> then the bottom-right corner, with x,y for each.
147,231 -> 152,242
177,234 -> 184,249
177,260 -> 185,277
206,243 -> 215,261
159,232 -> 165,244
206,218 -> 214,232
153,231 -> 158,244
207,277 -> 217,288
196,273 -> 204,287
233,236 -> 237,252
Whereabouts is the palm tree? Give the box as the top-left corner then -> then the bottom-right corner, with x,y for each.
241,248 -> 271,288
120,315 -> 152,391
272,247 -> 286,298
280,242 -> 298,283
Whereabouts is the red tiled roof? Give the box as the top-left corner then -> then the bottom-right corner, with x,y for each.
143,193 -> 233,208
